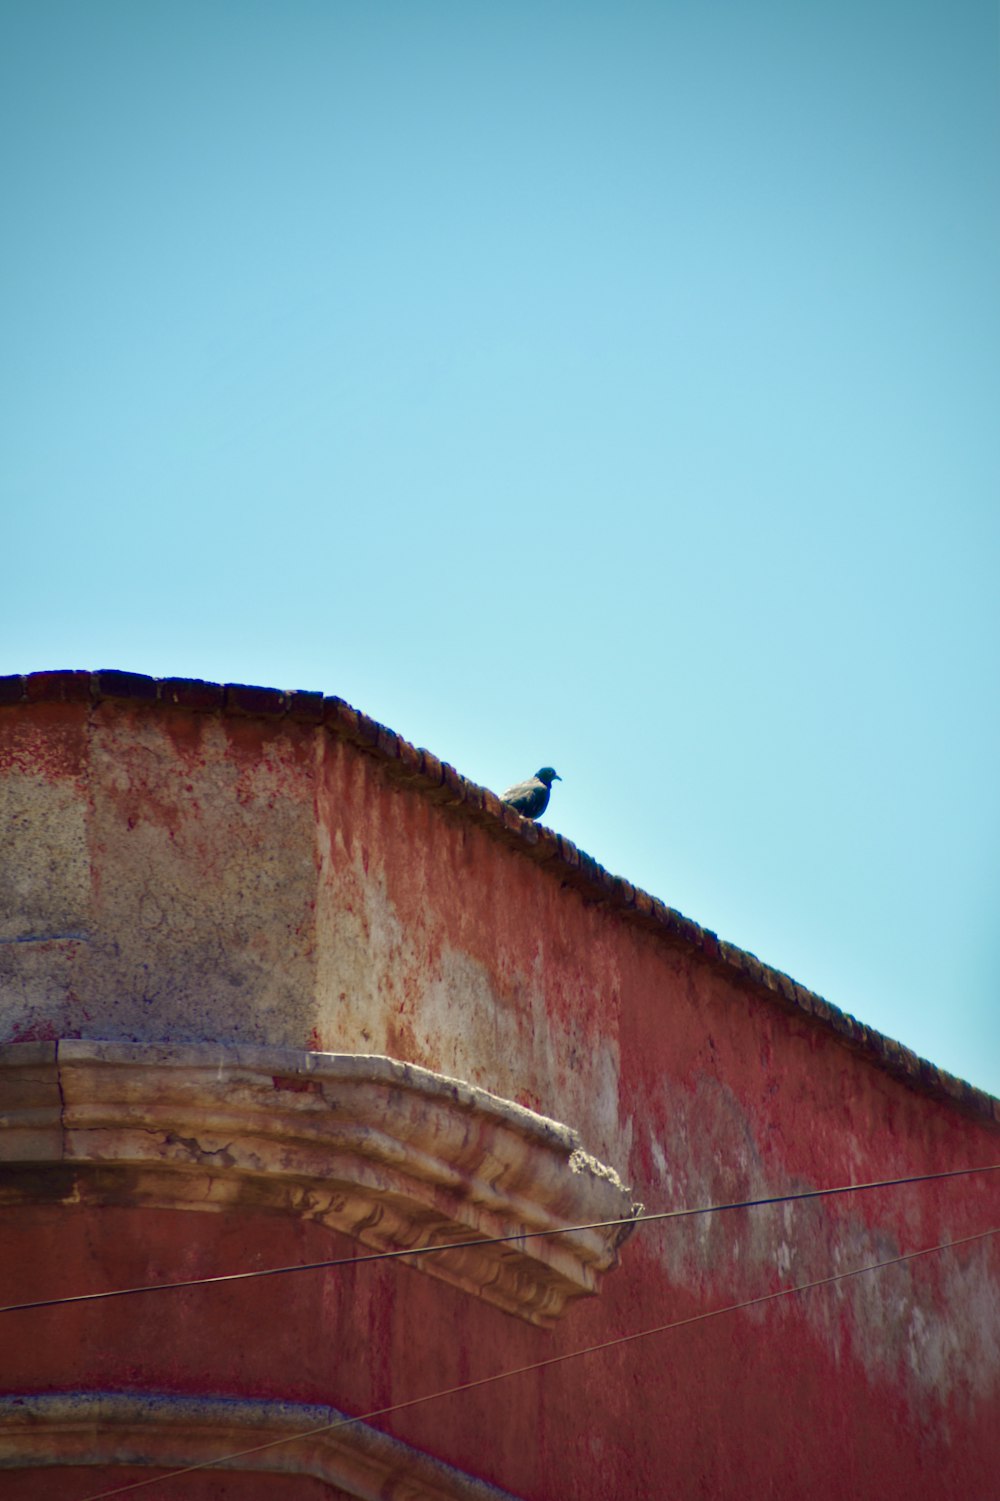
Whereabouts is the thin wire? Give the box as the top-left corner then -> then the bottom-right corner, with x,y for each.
4,1160 -> 998,1315
76,1224 -> 999,1501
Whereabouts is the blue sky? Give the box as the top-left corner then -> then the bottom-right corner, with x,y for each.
3,2 -> 998,1096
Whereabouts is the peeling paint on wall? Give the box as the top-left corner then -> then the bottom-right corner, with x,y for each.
2,689 -> 998,1500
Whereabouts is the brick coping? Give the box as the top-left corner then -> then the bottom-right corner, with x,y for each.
2,668 -> 997,1130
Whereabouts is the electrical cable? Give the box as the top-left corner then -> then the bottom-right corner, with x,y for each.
74,1223 -> 1000,1501
3,1160 -> 997,1315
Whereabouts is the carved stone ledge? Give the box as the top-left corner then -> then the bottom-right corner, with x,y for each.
0,1040 -> 640,1327
0,1390 -> 524,1500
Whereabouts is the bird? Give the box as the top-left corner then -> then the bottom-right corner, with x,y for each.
500,767 -> 561,821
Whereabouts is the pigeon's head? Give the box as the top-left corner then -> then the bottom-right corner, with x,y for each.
535,767 -> 561,786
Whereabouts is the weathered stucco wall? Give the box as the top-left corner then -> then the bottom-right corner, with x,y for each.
1,673 -> 998,1500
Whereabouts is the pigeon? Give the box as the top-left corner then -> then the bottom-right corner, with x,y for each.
500,767 -> 561,821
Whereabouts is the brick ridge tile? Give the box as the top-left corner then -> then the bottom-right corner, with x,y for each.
3,669 -> 998,1127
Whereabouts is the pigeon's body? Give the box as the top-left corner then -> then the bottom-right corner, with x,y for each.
500,767 -> 561,821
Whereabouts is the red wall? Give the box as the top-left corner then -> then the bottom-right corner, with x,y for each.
2,686 -> 998,1499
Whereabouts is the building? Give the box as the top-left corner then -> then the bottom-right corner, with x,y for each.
1,669 -> 998,1499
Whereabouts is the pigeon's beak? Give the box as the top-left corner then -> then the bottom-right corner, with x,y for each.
554,773 -> 562,781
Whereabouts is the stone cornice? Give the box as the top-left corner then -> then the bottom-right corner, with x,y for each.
0,1040 -> 640,1327
0,1391 -> 524,1499
2,669 -> 997,1129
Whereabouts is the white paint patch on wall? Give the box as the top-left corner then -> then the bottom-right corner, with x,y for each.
639,1072 -> 1000,1417
0,773 -> 90,943
314,841 -> 632,1173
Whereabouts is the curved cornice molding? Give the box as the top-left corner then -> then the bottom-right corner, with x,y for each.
0,1390 -> 524,1499
0,1040 -> 640,1326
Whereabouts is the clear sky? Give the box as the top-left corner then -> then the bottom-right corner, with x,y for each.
2,2 -> 998,1097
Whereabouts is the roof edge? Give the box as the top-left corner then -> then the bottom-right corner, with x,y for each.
3,669 -> 998,1130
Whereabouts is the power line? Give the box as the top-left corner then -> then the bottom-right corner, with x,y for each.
4,1160 -> 997,1316
75,1224 -> 1000,1501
